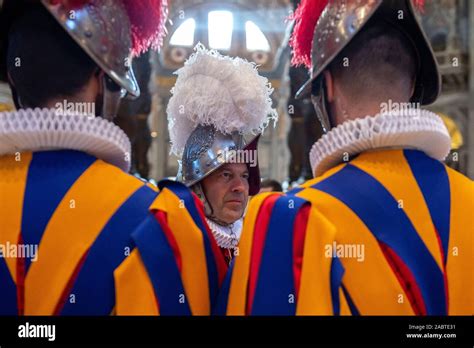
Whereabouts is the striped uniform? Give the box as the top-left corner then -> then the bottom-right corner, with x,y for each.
0,150 -> 226,315
216,149 -> 473,315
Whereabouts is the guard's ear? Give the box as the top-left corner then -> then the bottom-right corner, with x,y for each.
323,70 -> 334,103
94,68 -> 104,92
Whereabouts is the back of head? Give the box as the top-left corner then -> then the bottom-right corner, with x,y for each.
328,18 -> 418,108
260,179 -> 283,192
7,4 -> 97,108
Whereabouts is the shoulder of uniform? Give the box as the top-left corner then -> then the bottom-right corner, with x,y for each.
445,165 -> 473,184
297,163 -> 348,190
93,159 -> 146,184
249,193 -> 311,229
445,165 -> 474,194
250,191 -> 282,203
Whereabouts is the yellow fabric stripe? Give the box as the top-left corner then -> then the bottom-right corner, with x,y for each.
297,188 -> 414,314
0,152 -> 32,283
226,192 -> 278,315
114,249 -> 159,315
296,207 -> 336,315
350,149 -> 443,270
445,168 -> 474,314
149,188 -> 210,315
25,160 -> 143,315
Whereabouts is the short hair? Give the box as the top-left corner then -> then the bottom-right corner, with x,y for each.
260,179 -> 283,192
328,19 -> 417,102
6,5 -> 97,108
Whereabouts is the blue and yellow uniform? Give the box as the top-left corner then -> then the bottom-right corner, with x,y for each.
115,180 -> 228,315
217,149 -> 473,315
0,150 -> 226,315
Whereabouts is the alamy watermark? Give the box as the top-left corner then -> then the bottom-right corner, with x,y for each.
0,242 -> 38,262
55,99 -> 95,118
216,149 -> 258,167
380,99 -> 421,117
18,322 -> 55,341
325,241 -> 365,262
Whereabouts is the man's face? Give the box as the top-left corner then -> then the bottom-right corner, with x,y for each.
201,163 -> 249,224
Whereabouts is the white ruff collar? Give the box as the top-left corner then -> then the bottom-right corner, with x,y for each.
206,217 -> 243,250
310,110 -> 451,177
0,108 -> 131,171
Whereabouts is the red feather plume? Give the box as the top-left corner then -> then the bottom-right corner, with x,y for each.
413,0 -> 425,12
54,0 -> 169,56
290,0 -> 426,68
289,0 -> 328,68
122,0 -> 169,57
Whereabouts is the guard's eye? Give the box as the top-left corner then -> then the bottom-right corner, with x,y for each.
242,172 -> 250,180
221,171 -> 232,179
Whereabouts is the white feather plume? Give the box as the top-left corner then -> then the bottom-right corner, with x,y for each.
167,43 -> 278,156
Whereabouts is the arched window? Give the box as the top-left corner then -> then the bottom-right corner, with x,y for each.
168,9 -> 271,55
169,18 -> 196,46
245,20 -> 270,52
208,10 -> 234,50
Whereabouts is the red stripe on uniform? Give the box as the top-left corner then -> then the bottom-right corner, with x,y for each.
293,204 -> 310,300
379,241 -> 426,315
192,193 -> 228,285
154,210 -> 183,274
433,227 -> 449,313
246,194 -> 280,315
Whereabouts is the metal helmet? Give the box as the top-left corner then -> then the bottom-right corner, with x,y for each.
167,44 -> 278,213
38,0 -> 168,119
292,0 -> 440,132
179,124 -> 261,196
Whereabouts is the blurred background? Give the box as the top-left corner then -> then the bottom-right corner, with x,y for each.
1,0 -> 473,186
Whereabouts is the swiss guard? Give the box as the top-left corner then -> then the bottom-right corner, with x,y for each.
0,0 -> 224,315
167,44 -> 278,264
216,0 -> 473,315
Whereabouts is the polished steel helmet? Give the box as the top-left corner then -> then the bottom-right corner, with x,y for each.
41,0 -> 138,119
168,45 -> 275,203
42,0 -> 139,97
294,0 -> 441,132
178,124 -> 261,196
39,0 -> 168,119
